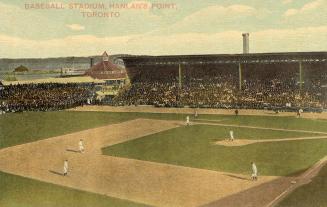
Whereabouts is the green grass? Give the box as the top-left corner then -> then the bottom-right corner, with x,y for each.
0,111 -> 132,149
1,111 -> 327,206
0,111 -> 189,149
195,114 -> 327,132
0,111 -> 150,207
2,111 -> 327,150
193,124 -> 322,140
276,164 -> 327,207
0,171 -> 148,207
103,124 -> 327,176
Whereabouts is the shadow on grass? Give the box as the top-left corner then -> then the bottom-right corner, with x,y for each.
49,170 -> 63,176
209,138 -> 226,142
66,149 -> 80,153
223,173 -> 251,181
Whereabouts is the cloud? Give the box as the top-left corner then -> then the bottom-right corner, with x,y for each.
283,0 -> 326,17
0,26 -> 326,58
282,0 -> 293,4
252,26 -> 327,52
180,4 -> 258,21
149,4 -> 265,35
66,24 -> 85,31
0,2 -> 70,39
284,9 -> 298,16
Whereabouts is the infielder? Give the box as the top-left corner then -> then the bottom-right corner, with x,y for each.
297,108 -> 303,118
229,130 -> 234,141
79,139 -> 84,153
63,159 -> 68,176
251,162 -> 258,181
186,116 -> 190,126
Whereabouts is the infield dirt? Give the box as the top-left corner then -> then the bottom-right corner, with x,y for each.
0,118 -> 291,207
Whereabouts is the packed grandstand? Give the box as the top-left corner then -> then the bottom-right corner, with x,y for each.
114,52 -> 327,112
0,83 -> 95,112
0,52 -> 326,113
114,64 -> 326,111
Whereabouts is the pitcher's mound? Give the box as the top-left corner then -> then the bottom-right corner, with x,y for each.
215,139 -> 258,146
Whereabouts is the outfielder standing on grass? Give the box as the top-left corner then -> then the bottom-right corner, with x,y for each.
229,130 -> 234,141
63,159 -> 68,176
186,116 -> 190,126
79,139 -> 84,153
251,162 -> 258,181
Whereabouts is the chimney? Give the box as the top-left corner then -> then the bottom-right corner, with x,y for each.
90,58 -> 94,68
242,33 -> 249,54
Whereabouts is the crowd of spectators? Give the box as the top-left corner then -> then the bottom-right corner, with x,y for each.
114,65 -> 326,110
0,83 -> 95,112
1,65 -> 325,112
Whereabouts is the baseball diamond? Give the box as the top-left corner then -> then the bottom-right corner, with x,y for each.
0,31 -> 327,206
0,109 -> 327,206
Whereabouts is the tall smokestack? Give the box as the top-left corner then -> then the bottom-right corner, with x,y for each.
242,33 -> 250,54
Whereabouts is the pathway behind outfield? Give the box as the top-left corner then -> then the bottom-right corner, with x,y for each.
70,105 -> 327,120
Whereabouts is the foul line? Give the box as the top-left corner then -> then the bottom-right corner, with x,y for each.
265,156 -> 327,207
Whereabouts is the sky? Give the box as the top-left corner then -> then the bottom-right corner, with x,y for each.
0,0 -> 326,58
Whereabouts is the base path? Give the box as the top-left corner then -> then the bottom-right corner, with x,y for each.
0,119 -> 294,207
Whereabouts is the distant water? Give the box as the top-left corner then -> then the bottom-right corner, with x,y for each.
0,72 -> 60,81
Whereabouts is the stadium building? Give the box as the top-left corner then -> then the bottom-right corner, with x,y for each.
1,35 -> 326,112
118,37 -> 327,111
85,51 -> 127,102
122,51 -> 327,89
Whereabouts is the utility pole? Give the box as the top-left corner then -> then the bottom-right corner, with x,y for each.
238,63 -> 242,90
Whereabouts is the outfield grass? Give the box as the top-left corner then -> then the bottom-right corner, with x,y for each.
2,111 -> 327,149
103,124 -> 327,176
0,111 -> 132,149
276,164 -> 327,207
0,111 -> 189,149
196,114 -> 327,132
0,172 -> 148,207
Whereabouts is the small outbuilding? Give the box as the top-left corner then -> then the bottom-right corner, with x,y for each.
14,65 -> 29,73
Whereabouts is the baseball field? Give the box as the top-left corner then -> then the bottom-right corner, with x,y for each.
0,106 -> 327,207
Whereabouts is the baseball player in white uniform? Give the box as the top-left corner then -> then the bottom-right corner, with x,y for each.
186,116 -> 190,126
194,109 -> 198,118
251,162 -> 258,181
79,139 -> 84,153
229,130 -> 234,141
297,108 -> 303,118
63,160 -> 68,176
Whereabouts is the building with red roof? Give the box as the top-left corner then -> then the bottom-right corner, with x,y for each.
85,52 -> 127,103
85,51 -> 126,81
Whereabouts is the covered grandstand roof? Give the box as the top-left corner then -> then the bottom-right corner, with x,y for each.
122,51 -> 327,66
85,51 -> 126,79
1,76 -> 105,86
